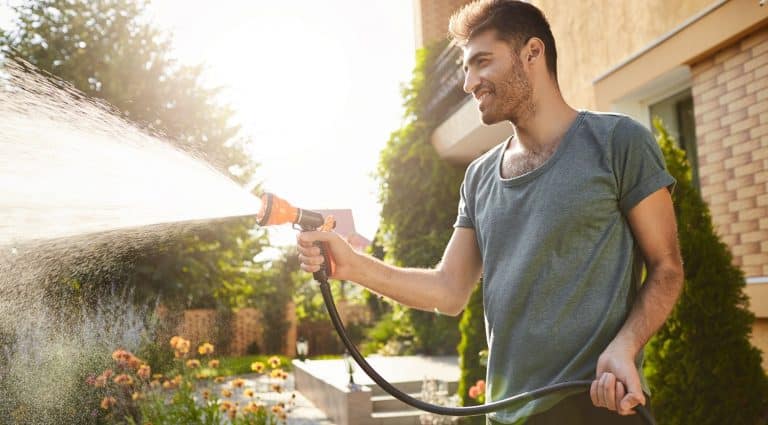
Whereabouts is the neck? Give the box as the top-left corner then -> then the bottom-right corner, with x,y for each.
512,91 -> 578,153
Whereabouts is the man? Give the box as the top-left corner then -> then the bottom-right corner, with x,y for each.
298,1 -> 684,424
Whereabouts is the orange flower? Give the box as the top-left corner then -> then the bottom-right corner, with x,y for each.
208,359 -> 220,368
268,356 -> 281,368
243,401 -> 263,414
170,336 -> 190,357
114,374 -> 134,386
202,390 -> 211,401
227,408 -> 238,420
214,376 -> 226,384
100,396 -> 117,410
243,388 -> 255,398
250,362 -> 265,373
231,378 -> 246,388
198,342 -> 215,355
221,389 -> 233,398
137,364 -> 151,380
475,379 -> 486,393
186,359 -> 201,369
131,392 -> 144,401
219,400 -> 235,411
271,404 -> 284,415
271,384 -> 283,393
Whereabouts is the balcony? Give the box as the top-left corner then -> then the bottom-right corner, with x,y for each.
424,42 -> 512,164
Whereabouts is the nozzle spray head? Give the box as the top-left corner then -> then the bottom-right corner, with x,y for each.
257,193 -> 328,231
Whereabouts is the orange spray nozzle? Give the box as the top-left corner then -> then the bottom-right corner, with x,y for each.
257,193 -> 329,231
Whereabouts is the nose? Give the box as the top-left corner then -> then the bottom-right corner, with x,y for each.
463,69 -> 480,95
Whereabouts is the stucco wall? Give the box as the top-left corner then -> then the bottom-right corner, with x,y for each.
536,0 -> 716,109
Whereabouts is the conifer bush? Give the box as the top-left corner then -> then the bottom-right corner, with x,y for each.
644,118 -> 768,425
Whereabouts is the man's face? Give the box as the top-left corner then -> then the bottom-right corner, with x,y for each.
462,30 -> 534,125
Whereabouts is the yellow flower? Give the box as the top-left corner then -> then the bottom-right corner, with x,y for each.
170,336 -> 190,357
186,359 -> 201,369
250,362 -> 265,373
219,400 -> 235,411
271,384 -> 283,393
113,374 -> 134,386
221,389 -> 233,398
243,388 -> 255,398
227,408 -> 238,420
214,376 -> 226,384
271,404 -> 284,415
137,364 -> 151,380
131,392 -> 144,401
172,375 -> 183,385
231,378 -> 246,388
100,396 -> 117,410
162,380 -> 175,390
270,368 -> 284,379
243,401 -> 263,414
208,359 -> 220,368
268,356 -> 281,368
198,342 -> 215,355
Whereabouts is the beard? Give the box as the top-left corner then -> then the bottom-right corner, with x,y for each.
479,57 -> 534,126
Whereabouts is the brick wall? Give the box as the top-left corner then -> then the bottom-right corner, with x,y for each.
414,0 -> 471,47
691,26 -> 768,278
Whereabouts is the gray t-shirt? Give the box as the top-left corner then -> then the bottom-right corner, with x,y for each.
454,111 -> 675,424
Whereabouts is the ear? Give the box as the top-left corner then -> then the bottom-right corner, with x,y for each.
522,37 -> 545,67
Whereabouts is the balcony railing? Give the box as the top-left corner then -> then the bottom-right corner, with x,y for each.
423,41 -> 471,124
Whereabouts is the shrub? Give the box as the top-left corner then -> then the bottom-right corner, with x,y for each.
643,118 -> 768,424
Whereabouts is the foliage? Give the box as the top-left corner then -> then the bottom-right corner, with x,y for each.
260,249 -> 299,354
456,284 -> 486,422
375,42 -> 467,355
213,354 -> 293,377
88,338 -> 293,424
643,118 -> 768,425
0,0 -> 270,308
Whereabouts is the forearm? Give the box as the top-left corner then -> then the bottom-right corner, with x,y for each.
346,253 -> 467,316
610,262 -> 684,355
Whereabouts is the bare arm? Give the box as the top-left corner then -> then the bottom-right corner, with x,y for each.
297,227 -> 482,316
591,187 -> 684,414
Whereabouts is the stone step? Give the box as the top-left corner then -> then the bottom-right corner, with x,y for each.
369,380 -> 460,397
370,409 -> 423,425
371,393 -> 423,412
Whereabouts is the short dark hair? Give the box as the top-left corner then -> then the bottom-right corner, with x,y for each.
449,0 -> 558,80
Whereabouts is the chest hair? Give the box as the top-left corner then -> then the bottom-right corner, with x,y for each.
500,145 -> 558,179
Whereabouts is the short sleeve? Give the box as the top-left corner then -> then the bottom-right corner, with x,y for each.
612,117 -> 676,215
454,175 -> 475,229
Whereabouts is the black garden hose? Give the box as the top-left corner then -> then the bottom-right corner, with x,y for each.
317,278 -> 656,424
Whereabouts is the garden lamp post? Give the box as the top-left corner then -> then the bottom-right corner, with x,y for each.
296,337 -> 309,362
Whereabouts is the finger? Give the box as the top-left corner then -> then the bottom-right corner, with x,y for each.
298,231 -> 333,245
620,392 -> 644,416
620,373 -> 646,414
614,381 -> 629,415
298,254 -> 324,266
596,374 -> 607,408
590,380 -> 601,408
601,373 -> 616,411
297,245 -> 320,256
300,263 -> 320,273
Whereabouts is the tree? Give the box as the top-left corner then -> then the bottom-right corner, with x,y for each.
643,118 -> 768,424
375,44 -> 467,355
1,0 -> 269,308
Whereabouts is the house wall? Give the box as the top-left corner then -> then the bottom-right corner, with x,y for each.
691,27 -> 768,278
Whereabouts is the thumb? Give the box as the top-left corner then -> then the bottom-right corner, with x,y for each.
620,380 -> 645,412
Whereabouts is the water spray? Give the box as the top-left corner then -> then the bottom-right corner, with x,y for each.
256,193 -> 656,424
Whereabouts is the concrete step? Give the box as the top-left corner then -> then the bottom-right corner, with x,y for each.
370,409 -> 423,425
371,393 -> 423,412
370,381 -> 425,397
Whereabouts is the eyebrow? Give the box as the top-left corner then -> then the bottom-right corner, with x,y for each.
463,52 -> 492,72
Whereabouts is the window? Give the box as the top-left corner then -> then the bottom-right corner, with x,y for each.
649,89 -> 700,188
